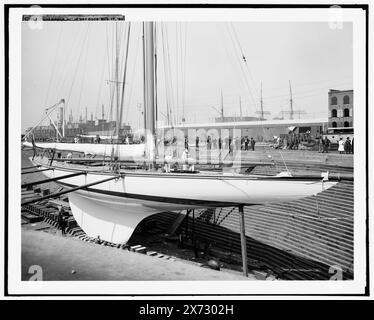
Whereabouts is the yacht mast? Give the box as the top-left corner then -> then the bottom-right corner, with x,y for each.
260,81 -> 264,119
143,22 -> 156,155
118,23 -> 131,133
115,22 -> 120,137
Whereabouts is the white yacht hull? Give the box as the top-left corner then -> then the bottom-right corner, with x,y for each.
29,157 -> 337,243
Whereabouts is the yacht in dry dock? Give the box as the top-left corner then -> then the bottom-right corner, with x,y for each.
23,22 -> 337,244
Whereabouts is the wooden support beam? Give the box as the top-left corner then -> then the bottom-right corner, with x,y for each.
238,204 -> 248,277
21,175 -> 119,205
21,171 -> 86,189
21,168 -> 53,175
185,209 -> 190,237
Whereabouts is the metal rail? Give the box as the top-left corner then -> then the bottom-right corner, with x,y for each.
21,175 -> 119,205
49,157 -> 275,167
22,165 -> 41,170
21,171 -> 86,189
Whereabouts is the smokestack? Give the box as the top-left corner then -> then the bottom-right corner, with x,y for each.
58,106 -> 64,126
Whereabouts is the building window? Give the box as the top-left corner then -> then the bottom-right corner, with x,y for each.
344,121 -> 350,127
343,108 -> 350,117
331,96 -> 337,105
331,109 -> 337,117
343,95 -> 350,104
332,122 -> 337,128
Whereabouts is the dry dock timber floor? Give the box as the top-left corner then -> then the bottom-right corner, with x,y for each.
21,148 -> 354,281
22,228 -> 255,281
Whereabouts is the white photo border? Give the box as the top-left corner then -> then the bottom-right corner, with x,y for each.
4,2 -> 369,297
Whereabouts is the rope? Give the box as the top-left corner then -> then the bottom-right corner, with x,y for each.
224,23 -> 257,112
94,41 -> 108,121
230,23 -> 259,99
181,23 -> 187,121
165,25 -> 176,126
223,23 -> 292,171
124,23 -> 141,125
76,26 -> 91,120
118,22 -> 132,146
106,22 -> 114,122
52,24 -> 85,111
65,24 -> 91,120
44,23 -> 63,107
161,23 -> 176,126
175,22 -> 179,124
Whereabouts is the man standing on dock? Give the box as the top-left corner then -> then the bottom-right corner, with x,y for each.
338,137 -> 345,154
322,136 -> 330,153
345,137 -> 352,154
250,137 -> 256,151
244,137 -> 249,151
318,136 -> 323,153
57,206 -> 67,236
352,138 -> 354,154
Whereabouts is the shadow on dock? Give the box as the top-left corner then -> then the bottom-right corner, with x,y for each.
139,180 -> 353,280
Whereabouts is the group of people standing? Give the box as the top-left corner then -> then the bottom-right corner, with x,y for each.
243,137 -> 256,151
317,135 -> 354,154
193,136 -> 256,152
338,137 -> 354,154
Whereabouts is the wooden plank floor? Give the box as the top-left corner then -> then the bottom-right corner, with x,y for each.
147,181 -> 354,280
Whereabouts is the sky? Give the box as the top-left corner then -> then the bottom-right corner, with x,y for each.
21,21 -> 353,132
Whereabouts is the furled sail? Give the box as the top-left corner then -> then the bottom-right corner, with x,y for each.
23,141 -> 146,160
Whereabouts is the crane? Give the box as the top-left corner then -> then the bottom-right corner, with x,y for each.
23,99 -> 65,141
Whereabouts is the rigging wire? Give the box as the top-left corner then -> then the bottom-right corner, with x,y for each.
164,23 -> 177,126
52,23 -> 85,109
65,24 -> 91,121
44,23 -> 63,107
106,22 -> 115,122
154,22 -> 158,129
182,22 -> 188,122
230,23 -> 259,99
219,25 -> 250,116
94,33 -> 109,121
175,22 -> 179,124
224,23 -> 257,113
124,23 -> 141,126
115,21 -> 120,136
76,25 -> 92,121
125,23 -> 141,125
118,22 -> 132,133
161,23 -> 172,126
223,23 -> 291,171
176,22 -> 186,124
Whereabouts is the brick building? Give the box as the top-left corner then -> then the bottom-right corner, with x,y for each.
328,89 -> 353,129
